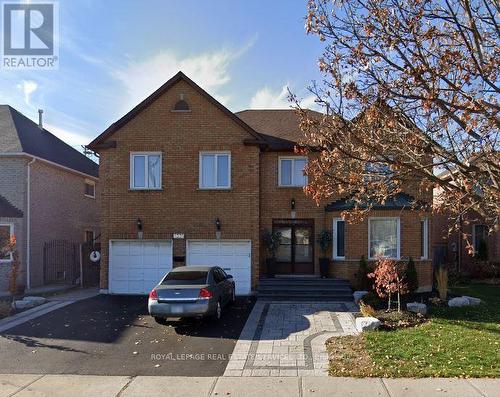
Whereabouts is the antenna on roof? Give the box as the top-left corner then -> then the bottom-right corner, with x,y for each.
38,109 -> 44,129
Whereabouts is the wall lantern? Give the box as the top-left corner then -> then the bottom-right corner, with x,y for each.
291,198 -> 296,210
215,218 -> 221,240
137,218 -> 143,239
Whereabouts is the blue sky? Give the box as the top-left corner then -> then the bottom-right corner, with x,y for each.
0,0 -> 324,150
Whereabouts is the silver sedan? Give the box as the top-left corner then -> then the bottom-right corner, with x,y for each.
148,266 -> 236,324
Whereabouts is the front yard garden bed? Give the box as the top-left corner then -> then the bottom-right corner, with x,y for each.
328,284 -> 500,378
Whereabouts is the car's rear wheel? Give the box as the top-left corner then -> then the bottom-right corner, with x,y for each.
154,317 -> 168,325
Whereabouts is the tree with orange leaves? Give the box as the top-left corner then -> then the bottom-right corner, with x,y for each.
296,0 -> 499,235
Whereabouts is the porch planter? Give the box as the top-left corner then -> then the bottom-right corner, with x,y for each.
319,258 -> 330,278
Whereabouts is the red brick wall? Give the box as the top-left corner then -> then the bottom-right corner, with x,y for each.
259,151 -> 330,274
98,80 -> 260,290
30,161 -> 100,287
325,209 -> 433,291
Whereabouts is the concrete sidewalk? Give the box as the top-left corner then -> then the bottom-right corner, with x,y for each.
0,375 -> 497,397
0,287 -> 99,333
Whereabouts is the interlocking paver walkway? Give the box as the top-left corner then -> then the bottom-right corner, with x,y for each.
224,300 -> 358,377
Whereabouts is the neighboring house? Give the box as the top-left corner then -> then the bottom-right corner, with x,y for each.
0,105 -> 99,293
433,210 -> 499,273
88,71 -> 433,296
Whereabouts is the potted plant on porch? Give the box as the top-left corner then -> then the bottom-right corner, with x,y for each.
317,230 -> 332,278
262,229 -> 281,278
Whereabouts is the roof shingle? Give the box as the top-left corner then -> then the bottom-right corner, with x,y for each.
236,109 -> 323,143
0,105 -> 99,178
0,195 -> 23,218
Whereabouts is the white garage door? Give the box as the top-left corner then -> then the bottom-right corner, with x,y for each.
109,240 -> 173,294
186,240 -> 252,295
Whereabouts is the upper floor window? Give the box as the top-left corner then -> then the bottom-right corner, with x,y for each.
332,218 -> 346,259
364,157 -> 393,185
84,179 -> 96,198
369,217 -> 400,259
199,152 -> 231,189
0,223 -> 13,262
279,156 -> 307,187
130,152 -> 162,190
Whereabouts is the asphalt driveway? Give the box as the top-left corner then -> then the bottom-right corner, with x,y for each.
0,294 -> 255,376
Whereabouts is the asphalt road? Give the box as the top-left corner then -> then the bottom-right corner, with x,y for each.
0,294 -> 254,376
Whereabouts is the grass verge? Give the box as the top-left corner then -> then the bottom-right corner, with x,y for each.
327,284 -> 500,377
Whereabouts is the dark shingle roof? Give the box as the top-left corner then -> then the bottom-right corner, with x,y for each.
0,195 -> 23,218
236,109 -> 323,143
0,105 -> 98,177
325,193 -> 423,212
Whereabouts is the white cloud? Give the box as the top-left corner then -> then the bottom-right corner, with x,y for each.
16,80 -> 38,106
249,84 -> 318,110
44,123 -> 91,147
250,85 -> 291,109
111,47 -> 250,113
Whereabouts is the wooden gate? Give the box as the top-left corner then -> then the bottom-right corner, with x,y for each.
43,240 -> 79,285
81,242 -> 101,287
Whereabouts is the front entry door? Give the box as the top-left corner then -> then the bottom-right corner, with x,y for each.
273,219 -> 314,274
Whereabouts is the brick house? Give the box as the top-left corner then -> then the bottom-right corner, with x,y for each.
0,105 -> 100,293
432,187 -> 499,273
88,71 -> 433,296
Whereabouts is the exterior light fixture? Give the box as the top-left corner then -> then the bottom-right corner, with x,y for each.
137,218 -> 143,239
291,199 -> 296,219
215,218 -> 221,240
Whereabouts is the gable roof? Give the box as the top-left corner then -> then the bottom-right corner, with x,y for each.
236,109 -> 324,143
0,194 -> 23,218
88,71 -> 266,150
0,105 -> 99,178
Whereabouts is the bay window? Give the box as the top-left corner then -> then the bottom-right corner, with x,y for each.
369,217 -> 400,259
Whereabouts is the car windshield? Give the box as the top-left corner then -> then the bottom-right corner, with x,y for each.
161,271 -> 208,285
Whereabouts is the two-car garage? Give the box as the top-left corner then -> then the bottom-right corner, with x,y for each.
108,240 -> 251,295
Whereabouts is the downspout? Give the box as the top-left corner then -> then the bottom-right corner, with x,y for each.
26,157 -> 36,291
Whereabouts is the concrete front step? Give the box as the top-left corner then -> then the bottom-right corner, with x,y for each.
258,277 -> 352,301
259,280 -> 350,286
258,285 -> 352,292
258,295 -> 354,301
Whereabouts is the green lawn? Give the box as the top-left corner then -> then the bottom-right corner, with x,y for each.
327,284 -> 500,377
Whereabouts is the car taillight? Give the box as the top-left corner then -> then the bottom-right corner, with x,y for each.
149,289 -> 158,301
198,288 -> 212,299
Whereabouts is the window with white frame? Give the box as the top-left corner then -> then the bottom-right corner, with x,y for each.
199,152 -> 231,189
84,179 -> 96,198
0,223 -> 13,262
420,218 -> 429,259
130,153 -> 162,190
369,218 -> 400,259
279,157 -> 307,187
332,218 -> 346,259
